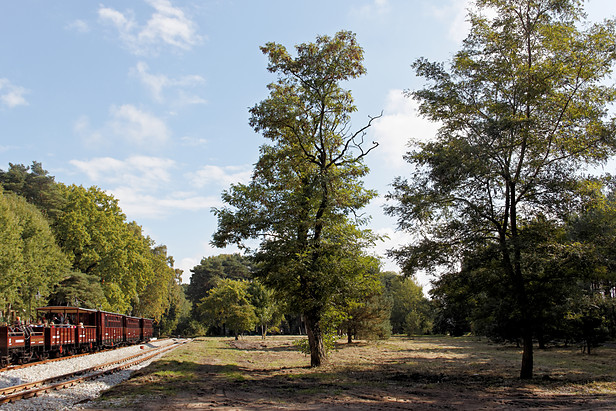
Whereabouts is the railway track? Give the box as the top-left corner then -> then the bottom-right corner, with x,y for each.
0,339 -> 187,405
0,338 -> 170,373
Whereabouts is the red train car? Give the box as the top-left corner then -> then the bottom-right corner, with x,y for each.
28,326 -> 46,356
45,326 -> 75,356
1,306 -> 155,365
141,318 -> 154,341
125,316 -> 141,344
97,310 -> 124,347
37,306 -> 93,356
0,326 -> 26,366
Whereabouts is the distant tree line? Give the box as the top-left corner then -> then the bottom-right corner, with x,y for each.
180,254 -> 433,342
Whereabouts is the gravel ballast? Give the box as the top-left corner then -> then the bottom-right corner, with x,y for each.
0,339 -> 179,411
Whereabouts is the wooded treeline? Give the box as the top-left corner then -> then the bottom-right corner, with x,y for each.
386,0 -> 616,379
0,162 -> 432,342
181,254 -> 432,342
0,162 -> 189,335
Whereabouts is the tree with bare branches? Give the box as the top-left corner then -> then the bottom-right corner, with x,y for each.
213,30 -> 381,367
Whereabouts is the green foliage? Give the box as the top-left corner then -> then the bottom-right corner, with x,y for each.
431,199 -> 616,350
53,184 -> 175,315
157,269 -> 192,337
339,263 -> 392,342
0,188 -> 71,319
186,254 -> 252,306
48,271 -> 106,308
382,272 -> 433,336
176,318 -> 208,338
133,245 -> 181,321
0,161 -> 65,221
197,278 -> 258,338
247,280 -> 285,338
387,0 -> 616,379
212,31 -> 380,366
293,330 -> 338,356
0,161 -> 185,328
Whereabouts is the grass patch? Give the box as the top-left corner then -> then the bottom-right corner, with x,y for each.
89,336 -> 616,409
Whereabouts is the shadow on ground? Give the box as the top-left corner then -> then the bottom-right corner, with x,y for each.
88,337 -> 616,410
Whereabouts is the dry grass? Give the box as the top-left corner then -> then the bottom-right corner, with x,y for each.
83,335 -> 616,410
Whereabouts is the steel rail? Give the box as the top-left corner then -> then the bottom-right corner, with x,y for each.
0,340 -> 187,404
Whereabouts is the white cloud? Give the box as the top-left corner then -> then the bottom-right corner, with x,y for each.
352,0 -> 391,18
372,89 -> 440,169
181,136 -> 208,147
430,0 -> 471,44
110,104 -> 170,146
130,61 -> 206,105
0,144 -> 18,153
188,165 -> 252,188
109,187 -> 220,219
0,78 -> 29,108
66,19 -> 90,33
69,156 -> 221,219
98,0 -> 203,55
74,105 -> 170,148
67,156 -> 250,221
70,155 -> 175,190
73,115 -> 103,145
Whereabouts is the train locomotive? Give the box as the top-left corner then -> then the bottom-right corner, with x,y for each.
0,306 -> 154,367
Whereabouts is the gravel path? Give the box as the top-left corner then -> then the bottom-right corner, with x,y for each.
0,339 -> 181,411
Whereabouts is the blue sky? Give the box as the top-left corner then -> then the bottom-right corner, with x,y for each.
2,0 -> 615,287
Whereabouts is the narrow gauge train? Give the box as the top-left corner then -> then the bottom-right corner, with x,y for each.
0,306 -> 154,367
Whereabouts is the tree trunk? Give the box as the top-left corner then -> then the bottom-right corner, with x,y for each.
505,181 -> 534,380
520,330 -> 533,379
347,326 -> 353,344
538,333 -> 546,350
304,310 -> 325,367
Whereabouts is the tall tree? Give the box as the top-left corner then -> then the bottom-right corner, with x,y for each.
0,162 -> 65,221
247,280 -> 286,339
213,31 -> 380,366
386,0 -> 616,379
48,271 -> 107,308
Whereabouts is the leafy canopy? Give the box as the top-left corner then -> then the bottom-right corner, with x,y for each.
386,0 -> 616,379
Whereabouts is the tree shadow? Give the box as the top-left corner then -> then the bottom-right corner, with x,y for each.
115,356 -> 616,410
92,337 -> 616,410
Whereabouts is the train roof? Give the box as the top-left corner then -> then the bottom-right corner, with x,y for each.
36,306 -> 98,314
36,306 -> 154,321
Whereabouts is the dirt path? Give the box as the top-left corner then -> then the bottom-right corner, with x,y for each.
82,336 -> 616,410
